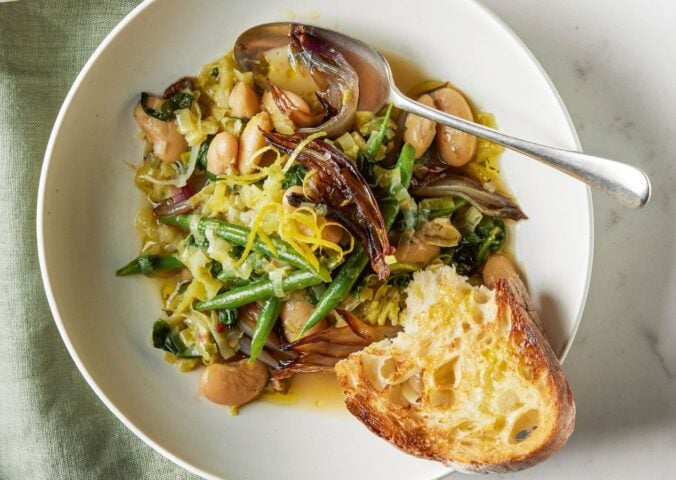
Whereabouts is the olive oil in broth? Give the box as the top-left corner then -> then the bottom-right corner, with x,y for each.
261,372 -> 345,410
384,50 -> 430,95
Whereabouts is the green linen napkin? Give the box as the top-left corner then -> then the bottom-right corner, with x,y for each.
0,1 -> 196,478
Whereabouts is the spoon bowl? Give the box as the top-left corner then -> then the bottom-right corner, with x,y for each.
235,22 -> 391,111
236,22 -> 651,209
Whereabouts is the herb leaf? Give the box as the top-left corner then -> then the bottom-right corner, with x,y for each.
197,139 -> 210,169
152,320 -> 200,358
282,163 -> 309,189
140,91 -> 194,121
448,216 -> 506,275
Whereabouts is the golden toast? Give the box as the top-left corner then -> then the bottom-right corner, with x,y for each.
335,266 -> 575,473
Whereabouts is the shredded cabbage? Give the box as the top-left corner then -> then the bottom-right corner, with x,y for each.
268,267 -> 288,297
178,244 -> 222,306
183,311 -> 219,363
348,278 -> 403,326
219,116 -> 246,137
205,228 -> 233,265
137,144 -> 200,188
175,101 -> 219,146
188,214 -> 204,242
196,51 -> 250,111
334,132 -> 364,160
455,206 -> 483,234
355,111 -> 396,139
175,279 -> 207,313
374,165 -> 417,230
203,310 -> 239,360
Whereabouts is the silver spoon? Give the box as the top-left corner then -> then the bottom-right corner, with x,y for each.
236,23 -> 651,209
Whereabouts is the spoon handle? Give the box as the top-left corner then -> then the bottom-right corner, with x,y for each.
389,88 -> 651,209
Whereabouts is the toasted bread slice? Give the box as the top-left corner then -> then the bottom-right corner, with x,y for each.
335,266 -> 575,473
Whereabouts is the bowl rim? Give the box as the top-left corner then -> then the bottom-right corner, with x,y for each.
36,0 -> 593,478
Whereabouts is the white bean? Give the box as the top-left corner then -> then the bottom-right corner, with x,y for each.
403,94 -> 436,158
394,236 -> 440,266
238,112 -> 273,174
200,359 -> 269,407
206,131 -> 239,175
280,295 -> 327,341
133,100 -> 187,163
229,82 -> 260,118
482,254 -> 519,289
430,87 -> 477,167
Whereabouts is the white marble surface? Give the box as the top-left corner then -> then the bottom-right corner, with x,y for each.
454,1 -> 676,479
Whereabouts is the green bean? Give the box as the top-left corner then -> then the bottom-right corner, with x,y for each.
249,297 -> 282,362
299,143 -> 416,334
195,269 -> 323,311
161,215 -> 330,281
215,273 -> 250,289
364,104 -> 394,161
116,254 -> 184,276
300,247 -> 369,332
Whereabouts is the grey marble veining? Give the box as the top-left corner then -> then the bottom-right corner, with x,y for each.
452,1 -> 676,478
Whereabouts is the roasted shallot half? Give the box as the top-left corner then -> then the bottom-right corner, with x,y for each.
235,24 -> 359,137
263,131 -> 394,279
273,310 -> 401,380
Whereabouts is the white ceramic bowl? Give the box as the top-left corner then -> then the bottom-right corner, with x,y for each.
37,0 -> 593,478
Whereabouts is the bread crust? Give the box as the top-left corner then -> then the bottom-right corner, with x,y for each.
335,275 -> 575,474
